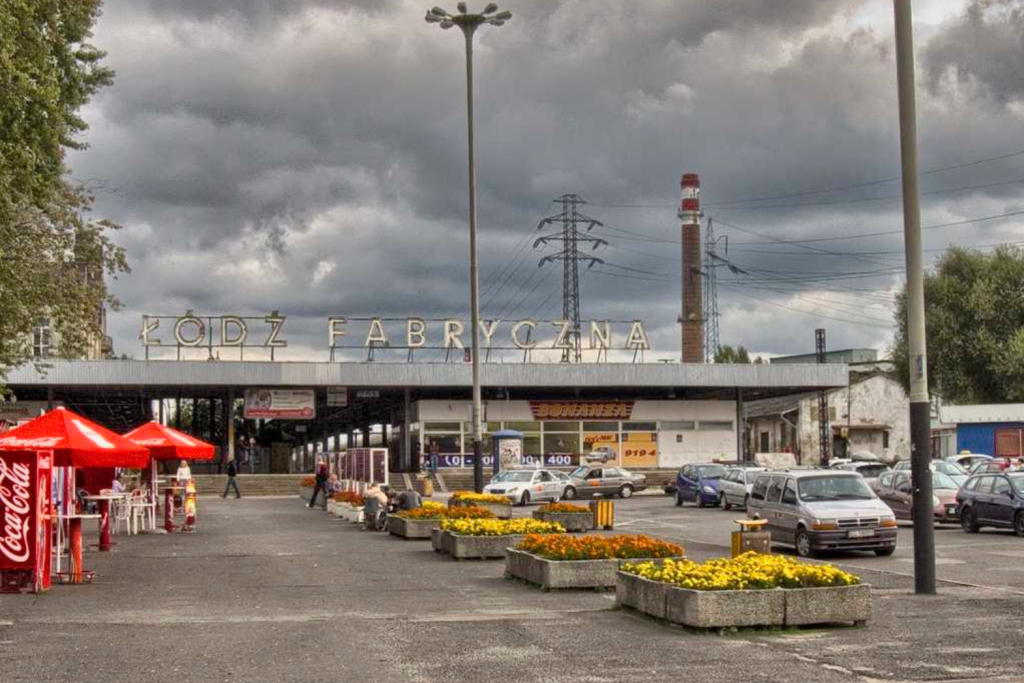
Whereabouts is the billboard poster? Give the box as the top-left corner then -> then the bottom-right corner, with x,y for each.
621,432 -> 658,468
243,389 -> 315,419
496,437 -> 523,473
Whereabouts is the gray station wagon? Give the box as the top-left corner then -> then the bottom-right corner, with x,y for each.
747,470 -> 898,558
561,465 -> 646,500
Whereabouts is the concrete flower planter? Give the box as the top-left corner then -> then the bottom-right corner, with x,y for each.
299,486 -> 313,503
441,531 -> 526,559
331,503 -> 348,519
783,584 -> 871,626
531,510 -> 593,532
615,571 -> 871,629
388,516 -> 442,540
431,527 -> 445,552
505,549 -> 681,590
449,500 -> 512,519
615,570 -> 673,620
338,506 -> 364,523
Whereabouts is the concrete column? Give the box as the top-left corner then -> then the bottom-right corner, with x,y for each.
736,388 -> 745,462
403,387 -> 412,472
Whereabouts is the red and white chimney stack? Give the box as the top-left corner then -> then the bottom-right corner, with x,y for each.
679,173 -> 704,363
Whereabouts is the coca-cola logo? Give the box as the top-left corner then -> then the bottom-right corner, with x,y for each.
0,436 -> 61,448
133,438 -> 168,447
0,456 -> 32,564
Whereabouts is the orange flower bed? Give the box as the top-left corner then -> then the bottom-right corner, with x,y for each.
331,491 -> 365,506
516,534 -> 683,561
300,476 -> 315,487
538,502 -> 590,513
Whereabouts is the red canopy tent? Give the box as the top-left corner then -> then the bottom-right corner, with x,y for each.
0,407 -> 148,468
123,422 -> 216,534
122,421 -> 216,462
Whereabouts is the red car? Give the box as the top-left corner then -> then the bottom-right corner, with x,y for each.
970,457 -> 1018,474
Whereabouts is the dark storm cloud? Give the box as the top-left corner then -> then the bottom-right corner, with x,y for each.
924,0 -> 1024,103
69,0 -> 1024,361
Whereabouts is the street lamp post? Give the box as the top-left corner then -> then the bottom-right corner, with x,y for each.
426,4 -> 511,492
892,0 -> 936,594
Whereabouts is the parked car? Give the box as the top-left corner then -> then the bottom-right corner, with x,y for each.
874,470 -> 960,523
674,463 -> 728,508
832,461 -> 892,486
957,472 -> 1024,536
946,453 -> 993,471
717,466 -> 768,510
747,470 -> 898,557
484,468 -> 564,506
970,459 -> 1013,475
893,459 -> 968,487
562,465 -> 646,500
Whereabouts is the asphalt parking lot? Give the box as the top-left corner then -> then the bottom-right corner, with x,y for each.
1,495 -> 1023,683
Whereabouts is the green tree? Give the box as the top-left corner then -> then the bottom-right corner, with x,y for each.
891,245 -> 1024,403
714,344 -> 752,364
0,0 -> 126,383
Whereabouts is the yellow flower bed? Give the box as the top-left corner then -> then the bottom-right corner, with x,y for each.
622,552 -> 859,591
440,518 -> 565,536
449,491 -> 510,505
395,502 -> 496,520
517,533 -> 683,561
538,502 -> 590,514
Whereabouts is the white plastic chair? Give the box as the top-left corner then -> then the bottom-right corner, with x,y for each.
129,489 -> 153,534
113,496 -> 132,535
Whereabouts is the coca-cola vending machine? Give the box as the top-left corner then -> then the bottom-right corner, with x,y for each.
0,449 -> 53,593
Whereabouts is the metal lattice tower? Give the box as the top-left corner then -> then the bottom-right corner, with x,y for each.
702,217 -> 727,363
534,194 -> 607,362
816,328 -> 831,461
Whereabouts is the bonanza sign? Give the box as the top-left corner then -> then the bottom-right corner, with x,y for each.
0,450 -> 52,593
529,402 -> 635,420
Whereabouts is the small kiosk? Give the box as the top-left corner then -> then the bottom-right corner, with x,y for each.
491,430 -> 524,476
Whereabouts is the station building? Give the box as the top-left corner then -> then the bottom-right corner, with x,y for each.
4,359 -> 847,473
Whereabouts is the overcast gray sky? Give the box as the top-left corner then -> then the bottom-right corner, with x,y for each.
69,0 -> 1024,363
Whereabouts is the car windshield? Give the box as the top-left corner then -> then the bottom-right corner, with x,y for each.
798,475 -> 875,501
492,471 -> 534,483
569,467 -> 591,479
1009,474 -> 1024,494
932,472 -> 959,490
933,461 -> 966,476
695,465 -> 727,479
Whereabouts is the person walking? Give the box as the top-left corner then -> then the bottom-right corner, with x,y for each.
309,459 -> 329,509
175,459 -> 192,508
222,459 -> 241,499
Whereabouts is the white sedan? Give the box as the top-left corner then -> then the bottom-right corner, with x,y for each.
484,468 -> 564,506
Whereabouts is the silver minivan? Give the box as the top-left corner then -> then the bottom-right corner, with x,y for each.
747,470 -> 898,557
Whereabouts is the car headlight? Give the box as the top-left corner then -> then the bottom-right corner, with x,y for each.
932,496 -> 940,507
703,485 -> 715,494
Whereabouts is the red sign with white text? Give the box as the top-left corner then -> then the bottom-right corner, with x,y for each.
0,450 -> 52,593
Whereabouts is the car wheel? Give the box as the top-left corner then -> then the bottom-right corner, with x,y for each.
874,547 -> 896,557
563,486 -> 577,500
1015,512 -> 1024,538
619,484 -> 634,499
961,506 -> 979,533
743,494 -> 750,509
675,491 -> 683,507
519,491 -> 530,507
722,494 -> 732,511
795,529 -> 816,558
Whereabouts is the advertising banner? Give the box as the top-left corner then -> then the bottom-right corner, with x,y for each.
243,389 -> 315,420
0,449 -> 52,593
432,453 -> 578,469
621,432 -> 658,468
496,437 -> 523,473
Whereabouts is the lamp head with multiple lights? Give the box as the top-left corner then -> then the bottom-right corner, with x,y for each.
424,3 -> 512,30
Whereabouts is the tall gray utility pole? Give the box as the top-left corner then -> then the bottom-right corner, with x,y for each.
893,0 -> 936,594
426,3 -> 511,492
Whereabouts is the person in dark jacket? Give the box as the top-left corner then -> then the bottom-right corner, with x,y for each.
309,460 -> 329,508
222,459 -> 241,499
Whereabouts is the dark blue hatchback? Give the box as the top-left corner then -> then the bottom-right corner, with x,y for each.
674,463 -> 728,508
957,472 -> 1024,537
